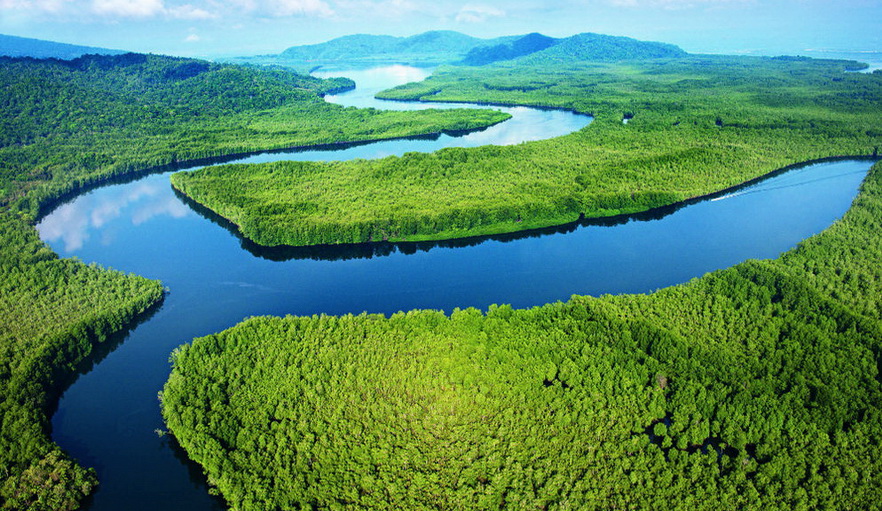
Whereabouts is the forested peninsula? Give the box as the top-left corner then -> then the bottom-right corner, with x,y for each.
171,55 -> 882,247
0,52 -> 505,509
163,162 -> 882,509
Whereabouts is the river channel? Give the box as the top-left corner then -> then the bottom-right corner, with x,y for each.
39,65 -> 873,510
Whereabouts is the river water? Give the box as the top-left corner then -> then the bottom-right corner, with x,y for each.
38,65 -> 872,510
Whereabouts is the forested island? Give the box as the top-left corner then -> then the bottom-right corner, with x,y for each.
1,29 -> 881,511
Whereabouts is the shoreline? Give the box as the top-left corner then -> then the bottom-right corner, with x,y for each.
32,113 -> 514,222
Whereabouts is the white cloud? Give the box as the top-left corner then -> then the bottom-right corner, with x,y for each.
184,33 -> 200,41
0,0 -> 71,11
455,3 -> 505,22
168,3 -> 216,18
607,0 -> 753,8
226,0 -> 256,10
92,0 -> 166,17
87,0 -> 219,19
332,0 -> 421,18
228,0 -> 334,17
273,0 -> 334,16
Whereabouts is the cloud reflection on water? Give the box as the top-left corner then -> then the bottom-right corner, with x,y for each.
38,179 -> 192,252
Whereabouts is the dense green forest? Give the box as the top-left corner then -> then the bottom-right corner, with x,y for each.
3,37 -> 882,510
0,52 -> 504,509
173,55 -> 882,247
0,214 -> 163,509
162,162 -> 882,509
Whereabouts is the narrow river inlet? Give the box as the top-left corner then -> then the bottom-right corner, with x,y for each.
38,65 -> 874,511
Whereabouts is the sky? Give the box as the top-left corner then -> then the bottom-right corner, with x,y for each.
1,0 -> 880,59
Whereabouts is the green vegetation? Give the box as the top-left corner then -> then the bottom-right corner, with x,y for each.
162,162 -> 882,509
459,32 -> 558,66
515,32 -> 686,64
0,52 -> 505,509
0,210 -> 163,509
173,55 -> 881,247
3,38 -> 882,510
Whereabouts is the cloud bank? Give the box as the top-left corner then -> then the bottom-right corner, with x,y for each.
455,4 -> 506,23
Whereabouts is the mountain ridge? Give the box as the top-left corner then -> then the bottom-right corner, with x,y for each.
459,32 -> 560,66
236,30 -> 689,68
0,33 -> 124,59
273,30 -> 514,66
514,32 -> 687,64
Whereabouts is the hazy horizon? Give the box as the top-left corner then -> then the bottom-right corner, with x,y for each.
1,0 -> 880,61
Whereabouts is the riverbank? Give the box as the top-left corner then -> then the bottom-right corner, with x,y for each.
171,56 -> 882,249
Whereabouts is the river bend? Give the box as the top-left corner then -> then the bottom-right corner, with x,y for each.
38,65 -> 873,511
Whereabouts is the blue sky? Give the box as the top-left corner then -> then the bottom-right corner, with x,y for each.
1,0 -> 880,58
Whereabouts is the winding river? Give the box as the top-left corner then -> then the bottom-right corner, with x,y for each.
39,65 -> 873,511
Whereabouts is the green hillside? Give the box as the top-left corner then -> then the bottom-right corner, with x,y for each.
459,32 -> 559,66
278,30 -> 509,63
516,32 -> 687,64
236,30 -> 687,68
279,33 -> 401,60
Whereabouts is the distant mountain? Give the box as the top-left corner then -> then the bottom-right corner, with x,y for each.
250,31 -> 517,67
279,34 -> 400,61
234,31 -> 688,70
0,33 -> 124,59
459,33 -> 559,66
516,33 -> 687,64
